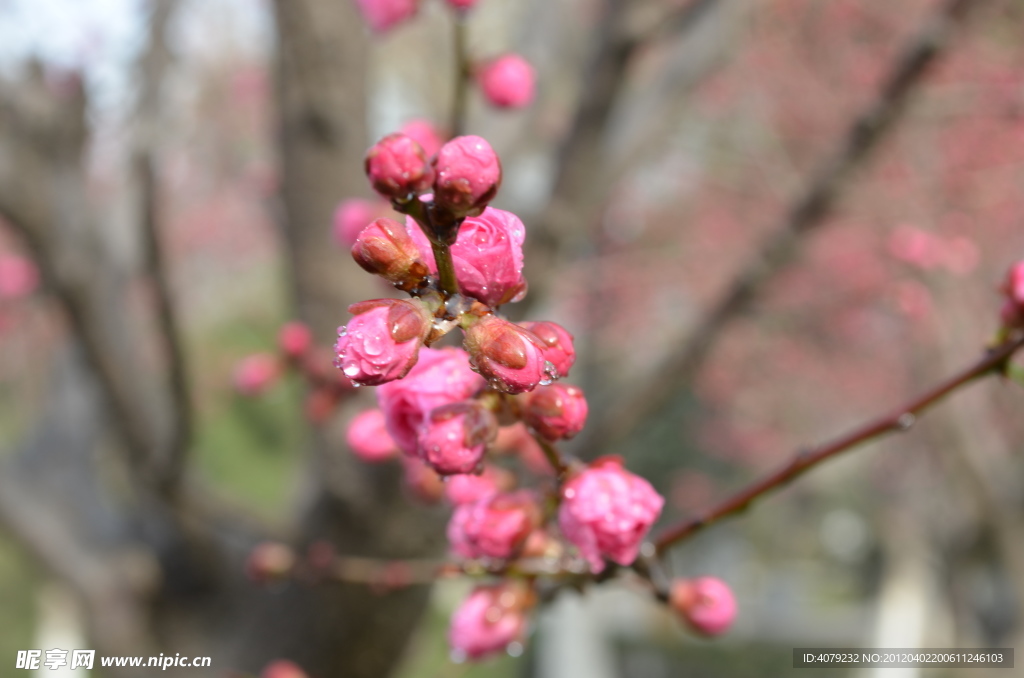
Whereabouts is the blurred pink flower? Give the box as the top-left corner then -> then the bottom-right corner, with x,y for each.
333,198 -> 380,248
0,254 -> 39,300
448,490 -> 539,560
233,353 -> 280,396
449,584 -> 530,660
346,409 -> 400,462
477,54 -> 535,109
559,457 -> 664,572
670,577 -> 737,637
355,0 -> 418,33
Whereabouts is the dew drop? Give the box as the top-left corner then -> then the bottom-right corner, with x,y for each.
506,642 -> 524,658
449,649 -> 467,664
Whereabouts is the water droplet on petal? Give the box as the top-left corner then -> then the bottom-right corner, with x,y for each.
506,642 -> 524,658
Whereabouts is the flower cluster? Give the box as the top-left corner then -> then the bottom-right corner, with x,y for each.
332,130 -> 667,660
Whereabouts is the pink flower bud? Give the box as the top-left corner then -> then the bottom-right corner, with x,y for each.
261,659 -> 309,678
246,542 -> 296,583
669,577 -> 737,637
449,584 -> 532,661
332,198 -> 380,247
522,383 -> 588,440
444,465 -> 515,505
558,457 -> 664,573
355,0 -> 418,33
1001,261 -> 1024,328
477,54 -> 535,109
0,254 -> 39,299
418,401 -> 497,475
448,490 -> 540,560
444,0 -> 480,10
406,207 -> 527,307
521,321 -> 575,379
432,135 -> 501,217
233,353 -> 280,396
346,409 -> 399,462
402,456 -> 445,504
352,217 -> 431,288
365,133 -> 433,200
463,315 -> 546,394
334,299 -> 432,386
378,347 -> 486,455
400,118 -> 445,157
278,321 -> 313,359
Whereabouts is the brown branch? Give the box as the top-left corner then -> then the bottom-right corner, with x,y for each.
135,0 -> 190,493
653,334 -> 1024,552
583,0 -> 984,452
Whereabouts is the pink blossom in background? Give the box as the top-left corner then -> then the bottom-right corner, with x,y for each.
558,457 -> 664,572
333,199 -> 380,247
463,315 -> 546,394
477,54 -> 535,109
449,585 -> 529,660
448,490 -> 539,560
406,207 -> 527,307
521,383 -> 588,440
377,347 -> 485,455
0,254 -> 39,299
346,409 -> 399,462
444,465 -> 514,505
355,0 -> 419,33
521,320 -> 575,379
444,0 -> 479,11
365,133 -> 433,199
669,577 -> 737,637
278,321 -> 313,359
233,353 -> 280,396
261,659 -> 309,678
333,299 -> 431,386
431,135 -> 501,217
400,119 -> 445,157
887,225 -> 943,270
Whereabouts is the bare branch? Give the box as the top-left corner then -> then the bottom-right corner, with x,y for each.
653,334 -> 1024,552
582,0 -> 985,452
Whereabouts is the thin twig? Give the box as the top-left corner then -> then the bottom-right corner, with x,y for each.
653,334 -> 1024,552
584,0 -> 984,452
451,16 -> 469,137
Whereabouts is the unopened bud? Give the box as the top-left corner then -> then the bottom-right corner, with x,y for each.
261,659 -> 309,678
334,298 -> 432,386
278,321 -> 313,359
463,315 -> 546,394
669,577 -> 737,637
522,383 -> 588,440
1000,261 -> 1024,329
352,217 -> 430,289
418,401 -> 497,475
365,133 -> 434,201
432,135 -> 501,218
521,320 -> 575,379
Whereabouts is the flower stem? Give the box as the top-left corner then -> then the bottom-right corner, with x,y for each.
653,334 -> 1024,553
451,16 -> 469,136
431,241 -> 460,298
